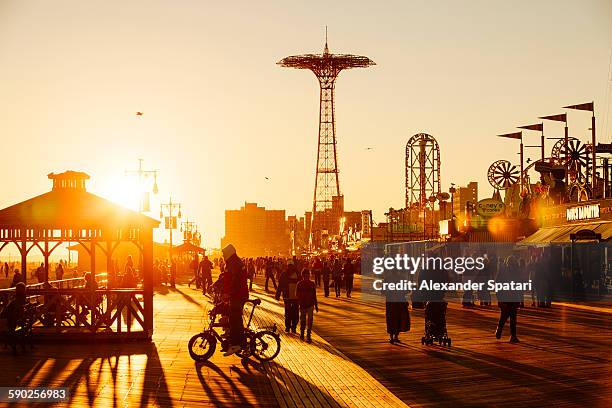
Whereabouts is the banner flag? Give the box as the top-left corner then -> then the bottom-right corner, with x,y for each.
563,102 -> 594,112
518,123 -> 543,132
497,131 -> 522,140
539,113 -> 567,122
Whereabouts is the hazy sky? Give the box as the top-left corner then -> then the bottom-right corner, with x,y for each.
0,0 -> 611,249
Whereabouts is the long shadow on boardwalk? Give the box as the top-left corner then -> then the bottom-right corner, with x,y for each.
312,285 -> 612,408
3,343 -> 172,407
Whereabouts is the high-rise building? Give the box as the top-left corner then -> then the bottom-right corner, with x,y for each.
221,203 -> 290,257
453,182 -> 478,216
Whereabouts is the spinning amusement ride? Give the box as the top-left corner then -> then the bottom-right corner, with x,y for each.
489,102 -> 610,204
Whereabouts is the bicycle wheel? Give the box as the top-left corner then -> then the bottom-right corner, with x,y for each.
250,330 -> 281,362
188,331 -> 217,361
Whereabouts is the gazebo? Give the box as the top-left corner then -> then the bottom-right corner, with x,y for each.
174,241 -> 206,255
0,171 -> 159,340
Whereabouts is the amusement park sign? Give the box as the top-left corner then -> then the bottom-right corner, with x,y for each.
476,199 -> 505,218
566,203 -> 600,222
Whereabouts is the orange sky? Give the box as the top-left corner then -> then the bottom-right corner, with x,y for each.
0,0 -> 611,251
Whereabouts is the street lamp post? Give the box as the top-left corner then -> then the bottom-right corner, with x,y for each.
125,158 -> 159,213
428,195 -> 438,240
181,219 -> 197,244
449,184 -> 456,221
160,196 -> 182,260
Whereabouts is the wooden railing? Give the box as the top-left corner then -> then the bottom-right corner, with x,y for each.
0,273 -> 145,337
26,288 -> 145,334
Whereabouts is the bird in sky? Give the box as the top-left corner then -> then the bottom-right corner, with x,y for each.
136,112 -> 144,116
264,177 -> 270,180
526,158 -> 532,163
365,147 -> 373,150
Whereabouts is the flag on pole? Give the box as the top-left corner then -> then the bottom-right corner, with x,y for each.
539,113 -> 567,122
563,102 -> 594,112
497,131 -> 522,140
518,123 -> 543,132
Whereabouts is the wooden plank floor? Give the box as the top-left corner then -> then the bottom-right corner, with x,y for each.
0,282 -> 278,408
2,271 -> 611,407
0,274 -> 408,408
310,275 -> 612,408
247,292 -> 408,408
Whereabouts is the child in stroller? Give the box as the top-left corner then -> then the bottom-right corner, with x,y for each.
419,260 -> 452,347
422,301 -> 451,346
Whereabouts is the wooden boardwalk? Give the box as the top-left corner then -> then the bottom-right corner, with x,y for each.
0,277 -> 407,408
1,283 -> 278,407
1,271 -> 611,407
311,276 -> 612,408
249,296 -> 407,408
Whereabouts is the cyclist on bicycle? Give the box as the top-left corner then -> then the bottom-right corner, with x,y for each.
221,244 -> 249,356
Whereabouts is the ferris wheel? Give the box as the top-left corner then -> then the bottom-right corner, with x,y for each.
551,137 -> 589,177
488,160 -> 520,190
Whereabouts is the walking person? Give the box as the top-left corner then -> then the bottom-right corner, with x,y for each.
264,258 -> 277,292
343,258 -> 354,298
476,255 -> 492,306
80,272 -> 99,322
222,244 -> 249,356
246,258 -> 255,291
125,255 -> 134,275
170,259 -> 177,288
0,282 -> 27,354
297,269 -> 318,343
3,262 -> 9,279
312,257 -> 322,287
36,263 -> 46,283
10,269 -> 23,287
495,255 -> 521,343
275,260 -> 300,333
461,256 -> 476,308
55,262 -> 64,281
322,261 -> 331,297
188,254 -> 200,289
384,270 -> 410,344
332,259 -> 343,298
199,255 -> 213,294
518,257 -> 527,308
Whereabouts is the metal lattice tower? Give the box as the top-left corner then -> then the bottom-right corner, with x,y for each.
406,133 -> 441,208
278,32 -> 375,247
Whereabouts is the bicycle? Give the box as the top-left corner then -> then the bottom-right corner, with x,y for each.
188,298 -> 281,362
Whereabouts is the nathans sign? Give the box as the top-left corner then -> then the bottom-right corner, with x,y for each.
566,204 -> 600,222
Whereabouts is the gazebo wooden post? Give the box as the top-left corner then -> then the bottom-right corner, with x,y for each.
142,227 -> 154,339
21,228 -> 27,284
44,239 -> 50,283
90,238 -> 96,275
106,239 -> 113,286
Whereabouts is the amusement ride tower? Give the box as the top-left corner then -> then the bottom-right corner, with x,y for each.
278,33 -> 375,248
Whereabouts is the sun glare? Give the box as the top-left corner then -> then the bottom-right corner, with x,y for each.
97,175 -> 142,212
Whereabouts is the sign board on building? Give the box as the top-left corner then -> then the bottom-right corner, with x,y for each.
164,216 -> 177,229
361,211 -> 371,236
476,199 -> 505,218
566,203 -> 600,222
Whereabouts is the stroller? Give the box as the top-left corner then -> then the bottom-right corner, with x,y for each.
421,301 -> 451,346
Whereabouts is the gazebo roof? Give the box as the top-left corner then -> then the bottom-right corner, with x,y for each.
0,171 -> 159,229
174,241 -> 206,254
